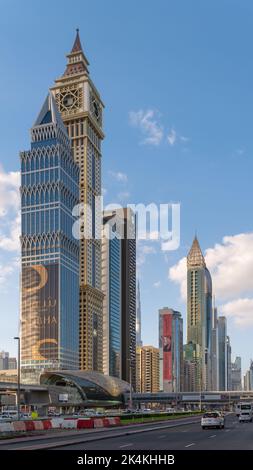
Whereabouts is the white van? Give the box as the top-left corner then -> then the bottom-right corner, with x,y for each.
239,410 -> 252,422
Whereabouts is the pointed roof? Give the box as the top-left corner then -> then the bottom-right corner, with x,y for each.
71,28 -> 83,53
187,236 -> 206,268
33,92 -> 68,137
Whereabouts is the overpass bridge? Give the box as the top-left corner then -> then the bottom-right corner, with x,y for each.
130,391 -> 253,407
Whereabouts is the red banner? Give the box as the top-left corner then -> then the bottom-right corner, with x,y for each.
163,314 -> 172,381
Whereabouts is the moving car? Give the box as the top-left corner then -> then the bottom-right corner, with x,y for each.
201,411 -> 225,430
239,411 -> 252,423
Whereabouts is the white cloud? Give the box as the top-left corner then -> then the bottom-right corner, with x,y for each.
102,187 -> 108,196
0,167 -> 20,253
169,232 -> 253,327
0,257 -> 19,285
129,109 -> 163,146
220,298 -> 253,327
117,191 -> 130,201
109,171 -> 128,183
137,242 -> 157,269
167,128 -> 177,146
153,281 -> 161,288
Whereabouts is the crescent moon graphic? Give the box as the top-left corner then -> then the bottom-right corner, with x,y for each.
24,265 -> 48,294
31,338 -> 58,361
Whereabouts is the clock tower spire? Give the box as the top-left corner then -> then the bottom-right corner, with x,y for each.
51,31 -> 104,373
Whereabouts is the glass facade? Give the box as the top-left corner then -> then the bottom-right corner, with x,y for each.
20,94 -> 79,381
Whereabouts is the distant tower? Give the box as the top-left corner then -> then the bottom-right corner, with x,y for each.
136,279 -> 142,347
51,31 -> 104,372
20,93 -> 79,383
187,236 -> 212,391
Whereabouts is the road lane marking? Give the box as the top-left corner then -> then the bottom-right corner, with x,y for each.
225,429 -> 230,432
159,435 -> 166,439
185,443 -> 195,447
209,435 -> 216,438
119,443 -> 133,448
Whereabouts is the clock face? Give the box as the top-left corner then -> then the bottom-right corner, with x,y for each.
62,94 -> 75,108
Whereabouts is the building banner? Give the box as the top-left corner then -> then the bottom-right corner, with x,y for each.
21,264 -> 59,364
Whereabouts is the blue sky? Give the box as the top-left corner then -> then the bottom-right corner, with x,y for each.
0,0 -> 253,374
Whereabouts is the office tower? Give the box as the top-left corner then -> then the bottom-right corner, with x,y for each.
159,308 -> 183,392
119,208 -> 136,389
217,316 -> 227,390
187,236 -> 212,391
136,280 -> 142,347
231,356 -> 242,391
8,358 -> 17,370
226,336 -> 232,390
102,211 -> 122,378
244,369 -> 251,391
51,30 -> 104,372
20,93 -> 79,383
136,346 -> 159,393
0,351 -> 9,370
211,306 -> 218,390
183,342 -> 201,392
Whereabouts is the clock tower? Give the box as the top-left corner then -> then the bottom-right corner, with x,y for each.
51,30 -> 104,372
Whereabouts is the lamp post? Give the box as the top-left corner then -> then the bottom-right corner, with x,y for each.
14,336 -> 20,420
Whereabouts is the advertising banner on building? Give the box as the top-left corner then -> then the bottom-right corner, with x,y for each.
163,314 -> 172,384
21,264 -> 59,364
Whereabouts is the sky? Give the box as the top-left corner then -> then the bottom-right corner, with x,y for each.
0,0 -> 253,374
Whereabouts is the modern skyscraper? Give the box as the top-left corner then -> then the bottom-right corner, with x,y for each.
136,280 -> 142,347
211,305 -> 218,390
186,236 -> 213,391
51,30 -> 104,372
159,307 -> 183,392
231,356 -> 242,391
102,211 -> 122,379
226,336 -> 232,390
20,93 -> 79,383
136,346 -> 159,393
119,208 -> 136,390
217,316 -> 227,391
0,351 -> 9,370
244,367 -> 252,391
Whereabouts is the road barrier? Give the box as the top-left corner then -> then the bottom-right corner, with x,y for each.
0,416 -> 122,433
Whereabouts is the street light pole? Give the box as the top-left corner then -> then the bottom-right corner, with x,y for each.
14,336 -> 20,420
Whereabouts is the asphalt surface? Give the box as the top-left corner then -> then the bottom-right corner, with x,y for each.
57,414 -> 253,450
0,414 -> 252,450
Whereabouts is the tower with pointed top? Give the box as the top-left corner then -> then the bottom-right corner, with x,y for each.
51,31 -> 104,372
186,236 -> 212,391
20,93 -> 80,383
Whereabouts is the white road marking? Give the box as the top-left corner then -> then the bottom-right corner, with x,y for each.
225,429 -> 230,432
209,435 -> 216,438
119,443 -> 133,448
185,443 -> 195,448
159,435 -> 166,439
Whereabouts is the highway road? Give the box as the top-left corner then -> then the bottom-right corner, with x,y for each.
0,414 -> 252,450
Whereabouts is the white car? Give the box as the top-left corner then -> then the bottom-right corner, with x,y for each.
201,411 -> 225,430
239,411 -> 252,423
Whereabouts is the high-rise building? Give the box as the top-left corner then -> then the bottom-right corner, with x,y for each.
217,316 -> 227,390
159,308 -> 183,392
231,356 -> 242,391
136,345 -> 160,393
226,336 -> 232,390
183,342 -> 201,392
20,93 -> 79,383
136,280 -> 142,347
102,211 -> 122,378
244,368 -> 252,391
186,236 -> 213,391
118,208 -> 136,389
0,351 -> 9,370
211,306 -> 218,390
51,30 -> 104,372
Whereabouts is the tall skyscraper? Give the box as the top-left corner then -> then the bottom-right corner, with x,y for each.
136,346 -> 159,393
231,356 -> 242,391
20,93 -> 79,383
186,236 -> 212,391
102,211 -> 122,378
136,280 -> 142,347
119,208 -> 136,389
211,305 -> 218,390
159,307 -> 183,392
226,336 -> 232,390
217,316 -> 227,390
51,30 -> 104,372
0,351 -> 9,370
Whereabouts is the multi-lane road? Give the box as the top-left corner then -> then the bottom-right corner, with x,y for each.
0,414 -> 252,450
